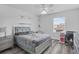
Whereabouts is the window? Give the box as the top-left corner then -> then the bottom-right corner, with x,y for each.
53,17 -> 65,32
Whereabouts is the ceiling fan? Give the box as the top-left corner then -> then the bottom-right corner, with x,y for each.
40,4 -> 54,14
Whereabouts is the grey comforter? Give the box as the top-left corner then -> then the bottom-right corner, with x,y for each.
15,33 -> 51,52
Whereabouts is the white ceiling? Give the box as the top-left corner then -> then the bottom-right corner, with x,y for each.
6,4 -> 79,16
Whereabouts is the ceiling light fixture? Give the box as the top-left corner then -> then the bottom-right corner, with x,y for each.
40,4 -> 48,14
40,4 -> 53,14
41,9 -> 47,14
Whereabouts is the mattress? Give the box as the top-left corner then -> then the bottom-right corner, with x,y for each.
15,33 -> 51,52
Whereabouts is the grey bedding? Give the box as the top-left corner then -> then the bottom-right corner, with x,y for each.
15,33 -> 51,52
15,33 -> 50,46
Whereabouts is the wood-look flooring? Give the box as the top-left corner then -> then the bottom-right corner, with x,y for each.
0,40 -> 73,54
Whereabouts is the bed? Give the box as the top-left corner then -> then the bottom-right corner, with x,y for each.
14,26 -> 52,54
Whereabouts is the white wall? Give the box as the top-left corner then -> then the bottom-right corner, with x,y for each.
39,8 -> 79,40
0,5 -> 39,35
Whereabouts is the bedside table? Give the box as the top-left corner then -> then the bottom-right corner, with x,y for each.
0,35 -> 14,52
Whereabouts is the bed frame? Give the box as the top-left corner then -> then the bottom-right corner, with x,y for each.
16,37 -> 52,54
13,26 -> 52,54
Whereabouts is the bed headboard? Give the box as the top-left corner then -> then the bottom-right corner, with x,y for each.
14,27 -> 31,35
